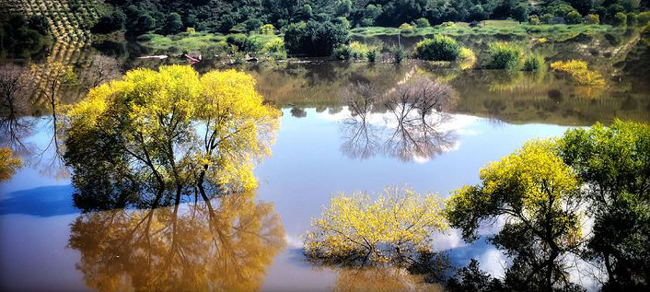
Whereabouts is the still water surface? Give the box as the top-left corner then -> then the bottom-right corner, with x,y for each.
1,60 -> 649,291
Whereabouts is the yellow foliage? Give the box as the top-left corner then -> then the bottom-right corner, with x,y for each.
459,47 -> 477,70
305,186 -> 448,265
65,65 -> 280,198
0,147 -> 22,182
551,60 -> 605,86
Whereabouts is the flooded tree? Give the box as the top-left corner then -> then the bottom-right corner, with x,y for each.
64,65 -> 280,208
340,77 -> 458,162
446,140 -> 585,292
558,121 -> 650,292
0,64 -> 34,155
68,192 -> 285,292
304,187 -> 448,268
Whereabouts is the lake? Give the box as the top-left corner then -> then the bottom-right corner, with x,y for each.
1,43 -> 649,291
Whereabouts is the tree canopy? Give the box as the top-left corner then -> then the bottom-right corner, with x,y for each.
64,65 -> 280,209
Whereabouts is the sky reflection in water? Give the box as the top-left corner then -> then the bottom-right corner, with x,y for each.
1,107 -> 576,291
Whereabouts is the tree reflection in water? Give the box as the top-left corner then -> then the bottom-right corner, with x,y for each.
341,77 -> 458,162
333,267 -> 444,292
68,191 -> 285,292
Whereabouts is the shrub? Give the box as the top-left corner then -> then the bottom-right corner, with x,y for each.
334,42 -> 379,61
584,14 -> 600,25
523,54 -> 545,71
459,47 -> 476,69
367,49 -> 378,62
486,42 -> 523,70
393,47 -> 406,64
186,27 -> 196,34
441,21 -> 455,27
413,35 -> 461,61
284,20 -> 349,56
262,38 -> 287,59
613,12 -> 627,27
627,13 -> 638,26
333,45 -> 352,60
541,13 -> 554,24
415,18 -> 430,28
529,15 -> 541,25
244,18 -> 263,33
399,23 -> 414,33
565,11 -> 583,24
639,12 -> 650,26
261,24 -> 275,35
551,60 -> 605,85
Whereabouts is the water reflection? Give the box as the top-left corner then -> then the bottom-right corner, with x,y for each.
68,192 -> 285,292
333,267 -> 444,292
340,77 -> 458,162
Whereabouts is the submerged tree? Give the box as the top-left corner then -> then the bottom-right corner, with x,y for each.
68,191 -> 285,292
64,65 -> 280,209
0,64 -> 34,155
446,140 -> 585,292
558,120 -> 650,291
304,187 -> 448,268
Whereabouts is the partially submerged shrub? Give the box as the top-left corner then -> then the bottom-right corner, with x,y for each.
551,60 -> 605,86
459,47 -> 476,70
393,47 -> 406,64
262,38 -> 287,59
333,41 -> 379,61
486,42 -> 523,70
523,54 -> 545,72
304,187 -> 448,266
529,15 -> 540,25
413,35 -> 461,61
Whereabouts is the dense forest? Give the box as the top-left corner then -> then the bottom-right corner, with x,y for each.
94,0 -> 649,35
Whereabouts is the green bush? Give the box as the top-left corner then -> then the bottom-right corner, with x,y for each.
367,49 -> 378,62
613,12 -> 627,27
541,13 -> 554,24
415,18 -> 430,28
627,13 -> 638,26
413,35 -> 461,61
565,11 -> 583,24
584,14 -> 600,25
529,15 -> 540,25
399,23 -> 414,33
523,54 -> 545,72
486,42 -> 523,70
333,45 -> 352,60
393,47 -> 406,64
284,20 -> 349,56
639,12 -> 650,26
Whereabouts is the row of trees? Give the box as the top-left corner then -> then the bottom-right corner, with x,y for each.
92,0 -> 650,37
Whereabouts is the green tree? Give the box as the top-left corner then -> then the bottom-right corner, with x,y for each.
565,11 -> 583,24
613,12 -> 628,26
283,20 -> 349,57
414,36 -> 461,61
446,140 -> 584,292
162,12 -> 183,35
512,3 -> 529,23
558,121 -> 650,291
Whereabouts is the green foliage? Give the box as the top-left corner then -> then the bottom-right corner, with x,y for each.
0,14 -> 49,58
162,13 -> 183,35
283,21 -> 349,57
627,12 -> 638,26
333,41 -> 376,61
244,18 -> 263,33
584,14 -> 601,25
260,24 -> 275,35
512,3 -> 529,23
486,42 -> 523,70
399,23 -> 414,33
446,139 -> 583,291
565,11 -> 583,25
529,15 -> 540,25
522,54 -> 545,72
558,121 -> 650,291
413,35 -> 461,61
415,18 -> 430,28
639,12 -> 650,26
393,47 -> 406,64
261,37 -> 287,60
613,12 -> 628,26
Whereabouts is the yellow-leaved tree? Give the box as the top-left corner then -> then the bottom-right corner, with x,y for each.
304,187 -> 448,267
0,147 -> 22,182
64,65 -> 280,208
445,139 -> 584,291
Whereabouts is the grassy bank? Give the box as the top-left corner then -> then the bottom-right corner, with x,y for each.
351,20 -> 615,38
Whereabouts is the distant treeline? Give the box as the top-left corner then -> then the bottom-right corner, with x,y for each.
94,0 -> 650,36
